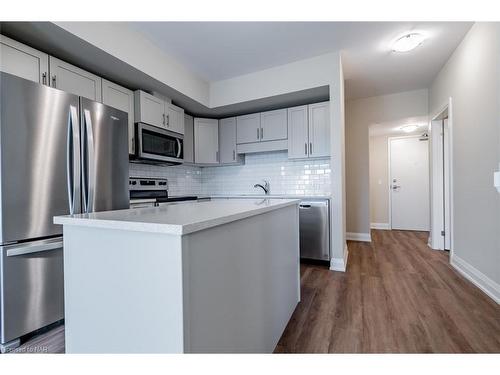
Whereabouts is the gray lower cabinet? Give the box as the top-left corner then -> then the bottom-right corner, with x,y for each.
0,34 -> 49,85
49,56 -> 102,101
102,79 -> 135,155
194,118 -> 219,165
183,114 -> 195,164
219,117 -> 243,165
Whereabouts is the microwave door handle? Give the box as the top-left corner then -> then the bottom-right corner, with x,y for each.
67,105 -> 81,215
83,109 -> 95,213
176,138 -> 182,158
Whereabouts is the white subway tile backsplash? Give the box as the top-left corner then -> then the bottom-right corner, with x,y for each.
129,151 -> 331,197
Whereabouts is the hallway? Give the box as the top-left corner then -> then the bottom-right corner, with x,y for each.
276,230 -> 500,353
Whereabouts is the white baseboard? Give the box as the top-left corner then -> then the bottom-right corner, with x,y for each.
451,255 -> 500,304
371,222 -> 390,230
346,232 -> 372,242
330,243 -> 349,272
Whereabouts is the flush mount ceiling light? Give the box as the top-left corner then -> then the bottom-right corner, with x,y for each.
392,33 -> 426,52
400,124 -> 419,133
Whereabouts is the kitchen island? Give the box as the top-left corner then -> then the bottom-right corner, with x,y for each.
54,199 -> 300,353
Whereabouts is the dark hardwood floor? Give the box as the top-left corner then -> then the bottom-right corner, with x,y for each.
275,230 -> 500,353
11,230 -> 500,354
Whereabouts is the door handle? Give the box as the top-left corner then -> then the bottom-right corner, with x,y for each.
67,106 -> 81,215
42,72 -> 47,85
257,128 -> 260,140
233,150 -> 236,160
6,239 -> 63,257
260,127 -> 263,139
83,109 -> 95,213
299,204 -> 311,209
51,75 -> 57,87
305,142 -> 308,155
309,142 -> 313,155
166,114 -> 170,126
392,185 -> 401,190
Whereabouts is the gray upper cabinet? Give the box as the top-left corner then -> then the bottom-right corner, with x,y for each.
236,113 -> 260,144
49,56 -> 102,101
219,117 -> 243,165
260,109 -> 287,142
194,118 -> 219,165
165,102 -> 185,135
0,34 -> 49,84
287,102 -> 330,159
308,102 -> 330,158
134,90 -> 185,135
287,105 -> 309,159
183,114 -> 195,164
134,90 -> 164,128
102,79 -> 135,155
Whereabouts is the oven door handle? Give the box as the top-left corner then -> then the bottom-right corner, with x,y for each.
176,138 -> 182,158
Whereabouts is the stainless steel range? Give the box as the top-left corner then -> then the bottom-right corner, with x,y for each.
129,177 -> 198,207
0,73 -> 130,352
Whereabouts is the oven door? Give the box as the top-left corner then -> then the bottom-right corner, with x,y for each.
136,123 -> 183,164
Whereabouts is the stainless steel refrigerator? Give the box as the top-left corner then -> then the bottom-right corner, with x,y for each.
0,72 -> 129,352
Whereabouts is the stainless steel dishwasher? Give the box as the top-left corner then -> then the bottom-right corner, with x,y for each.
299,199 -> 330,261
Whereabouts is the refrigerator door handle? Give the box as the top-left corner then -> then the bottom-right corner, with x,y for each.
83,109 -> 96,213
67,105 -> 81,215
6,239 -> 63,257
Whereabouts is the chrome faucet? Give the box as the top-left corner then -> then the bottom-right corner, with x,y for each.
254,180 -> 270,195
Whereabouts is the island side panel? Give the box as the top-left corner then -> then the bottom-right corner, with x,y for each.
181,203 -> 300,353
63,226 -> 185,353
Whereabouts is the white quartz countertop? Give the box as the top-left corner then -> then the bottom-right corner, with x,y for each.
55,198 -> 300,235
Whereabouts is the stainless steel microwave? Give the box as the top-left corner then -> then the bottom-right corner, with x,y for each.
135,123 -> 184,165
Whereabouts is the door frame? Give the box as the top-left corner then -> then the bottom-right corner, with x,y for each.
429,97 -> 454,258
387,134 -> 427,230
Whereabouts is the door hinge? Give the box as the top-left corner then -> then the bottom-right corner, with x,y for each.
441,230 -> 445,236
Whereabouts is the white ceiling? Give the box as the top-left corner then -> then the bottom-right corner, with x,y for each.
129,22 -> 472,99
369,116 -> 429,137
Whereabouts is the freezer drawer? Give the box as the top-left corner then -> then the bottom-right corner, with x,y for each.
0,238 -> 64,345
299,200 -> 330,261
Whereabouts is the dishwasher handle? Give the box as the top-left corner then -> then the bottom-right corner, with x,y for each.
299,204 -> 312,208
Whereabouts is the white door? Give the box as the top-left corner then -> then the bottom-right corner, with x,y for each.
236,113 -> 260,144
287,105 -> 309,159
443,119 -> 451,249
194,118 -> 219,164
260,109 -> 287,142
0,35 -> 49,84
49,57 -> 102,101
308,102 -> 330,158
389,136 -> 430,231
165,102 -> 185,134
219,117 -> 238,164
102,79 -> 134,154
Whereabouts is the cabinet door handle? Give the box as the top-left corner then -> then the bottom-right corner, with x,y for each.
51,75 -> 57,87
166,114 -> 170,126
233,150 -> 236,160
257,128 -> 260,140
305,142 -> 308,155
260,127 -> 263,139
42,72 -> 47,85
162,113 -> 166,126
309,142 -> 313,155
216,150 -> 219,162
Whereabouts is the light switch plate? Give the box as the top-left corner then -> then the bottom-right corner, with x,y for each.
494,170 -> 500,193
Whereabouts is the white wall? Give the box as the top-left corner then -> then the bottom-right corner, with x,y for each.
429,22 -> 500,300
345,89 -> 429,235
54,22 -> 211,106
369,135 -> 390,226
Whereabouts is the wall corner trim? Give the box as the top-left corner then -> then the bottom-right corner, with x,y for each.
370,222 -> 390,230
346,232 -> 372,242
330,243 -> 349,272
451,255 -> 500,305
